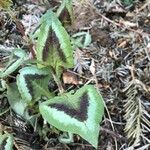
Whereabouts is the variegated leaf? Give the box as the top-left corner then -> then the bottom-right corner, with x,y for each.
33,10 -> 73,76
17,66 -> 53,103
39,85 -> 104,148
57,0 -> 74,26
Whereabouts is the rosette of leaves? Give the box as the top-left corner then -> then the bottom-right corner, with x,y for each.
0,7 -> 105,149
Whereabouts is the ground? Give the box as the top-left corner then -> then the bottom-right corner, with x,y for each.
0,0 -> 150,150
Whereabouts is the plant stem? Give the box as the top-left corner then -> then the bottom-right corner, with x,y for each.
50,68 -> 64,94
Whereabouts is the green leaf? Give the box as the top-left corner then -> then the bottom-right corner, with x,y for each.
72,31 -> 92,48
33,10 -> 73,76
17,66 -> 53,103
7,83 -> 29,118
57,0 -> 74,26
0,133 -> 13,150
0,133 -> 6,143
0,48 -> 27,78
121,0 -> 134,6
0,79 -> 6,91
4,134 -> 13,150
39,85 -> 104,148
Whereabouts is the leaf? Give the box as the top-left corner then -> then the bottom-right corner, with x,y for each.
33,10 -> 73,76
17,66 -> 53,103
89,58 -> 95,75
4,134 -> 13,150
0,133 -> 13,150
39,85 -> 104,148
0,48 -> 27,78
7,83 -> 29,118
0,133 -> 7,144
72,31 -> 92,48
62,71 -> 79,85
121,0 -> 134,6
0,79 -> 6,91
57,0 -> 74,26
0,0 -> 12,10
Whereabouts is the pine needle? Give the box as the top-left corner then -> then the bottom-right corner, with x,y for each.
123,79 -> 150,147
